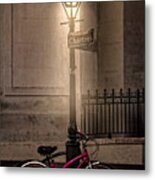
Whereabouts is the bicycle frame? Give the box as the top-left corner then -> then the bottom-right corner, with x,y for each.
49,149 -> 90,168
63,150 -> 89,168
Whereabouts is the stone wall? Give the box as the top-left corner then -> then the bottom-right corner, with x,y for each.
80,2 -> 98,94
98,1 -> 124,90
124,1 -> 145,90
87,137 -> 144,165
0,3 -> 70,161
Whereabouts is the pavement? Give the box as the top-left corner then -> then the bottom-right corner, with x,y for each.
0,160 -> 145,170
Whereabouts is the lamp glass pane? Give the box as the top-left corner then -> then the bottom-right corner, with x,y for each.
63,2 -> 80,18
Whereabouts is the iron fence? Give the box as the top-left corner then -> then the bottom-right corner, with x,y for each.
81,88 -> 145,138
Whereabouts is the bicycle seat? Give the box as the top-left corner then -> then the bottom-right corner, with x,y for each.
37,146 -> 57,156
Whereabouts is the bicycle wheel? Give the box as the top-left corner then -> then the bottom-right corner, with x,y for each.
91,161 -> 112,169
21,160 -> 47,168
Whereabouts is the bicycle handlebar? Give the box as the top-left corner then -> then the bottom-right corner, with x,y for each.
76,131 -> 99,157
76,131 -> 89,140
76,131 -> 98,146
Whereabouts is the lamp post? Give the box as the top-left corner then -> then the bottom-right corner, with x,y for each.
62,2 -> 81,166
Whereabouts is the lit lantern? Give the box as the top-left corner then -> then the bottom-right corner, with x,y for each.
62,2 -> 81,19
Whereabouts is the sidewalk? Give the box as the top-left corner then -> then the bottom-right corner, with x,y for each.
0,160 -> 144,170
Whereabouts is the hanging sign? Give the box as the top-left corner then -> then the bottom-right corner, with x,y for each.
68,29 -> 95,50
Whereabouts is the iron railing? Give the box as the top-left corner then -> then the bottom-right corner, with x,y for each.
81,88 -> 145,138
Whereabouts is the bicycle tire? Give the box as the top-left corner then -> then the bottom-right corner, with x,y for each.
92,162 -> 112,169
85,161 -> 112,169
21,160 -> 47,168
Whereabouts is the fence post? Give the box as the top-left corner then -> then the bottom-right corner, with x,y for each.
81,97 -> 85,134
96,89 -> 99,135
108,90 -> 111,138
104,89 -> 107,136
112,89 -> 115,136
87,90 -> 90,135
137,89 -> 140,136
100,90 -> 103,134
120,89 -> 123,134
128,88 -> 131,134
142,88 -> 145,136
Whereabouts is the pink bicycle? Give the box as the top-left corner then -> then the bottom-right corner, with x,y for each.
20,131 -> 111,169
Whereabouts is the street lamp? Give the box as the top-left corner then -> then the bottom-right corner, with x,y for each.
62,2 -> 81,20
62,2 -> 81,166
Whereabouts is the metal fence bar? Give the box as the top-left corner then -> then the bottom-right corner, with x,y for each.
104,89 -> 107,135
100,99 -> 103,134
81,88 -> 145,138
112,89 -> 115,135
128,88 -> 131,134
137,89 -> 140,136
87,90 -> 90,134
120,89 -> 123,134
96,90 -> 99,135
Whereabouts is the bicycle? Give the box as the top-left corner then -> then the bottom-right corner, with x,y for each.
19,131 -> 111,169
